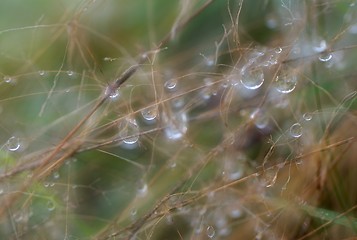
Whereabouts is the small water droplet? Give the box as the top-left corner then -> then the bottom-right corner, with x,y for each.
275,47 -> 283,54
312,39 -> 327,53
290,123 -> 302,138
230,209 -> 242,218
66,70 -> 74,76
240,67 -> 264,90
318,52 -> 332,62
109,89 -> 119,99
6,136 -> 21,152
206,225 -> 215,238
3,76 -> 15,84
53,171 -> 60,179
47,200 -> 56,211
303,112 -> 312,121
105,85 -> 120,100
164,79 -> 177,91
38,70 -> 46,76
250,109 -> 269,129
137,182 -> 148,197
274,68 -> 297,94
163,111 -> 188,140
141,105 -> 158,121
118,118 -> 139,145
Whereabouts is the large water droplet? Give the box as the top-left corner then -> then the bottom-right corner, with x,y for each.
6,136 -> 21,151
141,105 -> 158,121
163,111 -> 188,140
240,67 -> 264,90
38,70 -> 46,76
274,68 -> 297,94
118,118 -> 140,145
206,225 -> 215,238
290,123 -> 302,138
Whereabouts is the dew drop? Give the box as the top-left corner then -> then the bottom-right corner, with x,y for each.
312,39 -> 327,53
250,109 -> 269,129
164,79 -> 177,91
6,136 -> 21,152
53,171 -> 60,179
240,67 -> 264,90
109,89 -> 119,99
3,76 -> 14,84
230,209 -> 242,218
303,112 -> 312,121
118,118 -> 140,145
206,225 -> 215,238
290,123 -> 302,138
104,85 -> 120,100
141,105 -> 158,121
163,111 -> 188,140
137,182 -> 148,197
130,208 -> 137,217
275,47 -> 283,54
274,68 -> 297,94
47,200 -> 56,211
318,52 -> 332,62
66,70 -> 74,76
38,70 -> 46,76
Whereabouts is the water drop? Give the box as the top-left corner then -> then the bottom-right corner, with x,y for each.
118,118 -> 140,145
349,23 -> 357,34
104,85 -> 120,100
290,123 -> 302,138
130,209 -> 137,216
47,200 -> 56,211
275,47 -> 283,54
303,112 -> 312,121
137,182 -> 148,197
38,70 -> 46,76
66,70 -> 74,76
163,111 -> 188,140
240,67 -> 264,90
109,89 -> 119,99
3,76 -> 14,84
141,105 -> 158,121
312,39 -> 327,53
318,52 -> 332,62
274,68 -> 297,94
6,136 -> 21,151
164,79 -> 177,91
250,109 -> 269,129
230,208 -> 242,218
206,225 -> 215,238
53,171 -> 60,179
